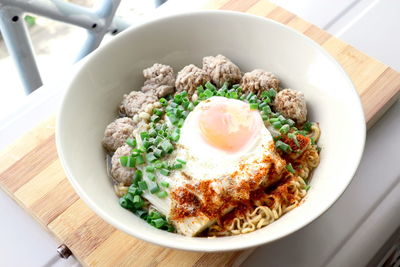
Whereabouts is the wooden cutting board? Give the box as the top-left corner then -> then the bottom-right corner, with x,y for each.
1,0 -> 399,266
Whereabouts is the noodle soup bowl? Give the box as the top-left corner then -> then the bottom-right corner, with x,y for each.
56,11 -> 365,251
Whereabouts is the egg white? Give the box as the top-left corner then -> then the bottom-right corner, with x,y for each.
169,96 -> 275,190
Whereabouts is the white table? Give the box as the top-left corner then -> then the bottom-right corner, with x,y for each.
0,1 -> 399,266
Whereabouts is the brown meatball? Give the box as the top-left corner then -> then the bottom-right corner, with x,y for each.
141,63 -> 175,97
175,64 -> 210,97
202,55 -> 242,87
111,144 -> 134,186
119,90 -> 157,117
241,69 -> 280,96
102,117 -> 135,152
273,89 -> 307,124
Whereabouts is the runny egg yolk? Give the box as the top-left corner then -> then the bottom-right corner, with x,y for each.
198,97 -> 262,152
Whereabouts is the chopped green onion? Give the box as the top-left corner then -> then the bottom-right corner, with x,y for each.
261,91 -> 269,98
125,138 -> 136,147
246,92 -> 254,101
278,115 -> 286,123
133,195 -> 144,208
149,182 -> 160,194
180,91 -> 188,97
133,170 -> 143,184
177,118 -> 185,128
160,140 -> 174,154
148,128 -> 157,138
297,130 -> 307,136
272,121 -> 283,129
279,124 -> 290,134
275,140 -> 292,153
305,185 -> 311,191
263,96 -> 271,104
177,159 -> 186,165
135,209 -> 148,219
136,154 -> 145,165
154,136 -> 163,145
259,102 -> 268,109
262,106 -> 272,115
119,196 -> 131,209
154,161 -> 163,169
182,100 -> 190,109
204,89 -> 214,98
250,103 -> 259,110
157,129 -> 165,137
181,111 -> 189,119
119,156 -> 128,167
288,133 -> 300,148
147,173 -> 156,181
193,100 -> 200,106
269,118 -> 279,123
197,85 -> 204,94
205,81 -> 216,91
187,102 -> 195,111
220,82 -> 228,91
217,90 -> 225,97
262,114 -> 269,121
146,165 -> 155,173
160,169 -> 170,176
168,113 -> 178,125
286,163 -> 295,173
138,180 -> 148,190
176,105 -> 185,114
303,122 -> 312,132
249,95 -> 258,103
173,94 -> 182,104
172,163 -> 183,169
150,114 -> 160,122
268,89 -> 277,98
146,153 -> 158,163
153,148 -> 163,158
160,181 -> 170,188
127,156 -> 136,167
140,132 -> 149,140
148,211 -> 162,220
142,140 -> 152,150
128,185 -> 142,196
153,109 -> 164,116
287,119 -> 295,127
310,137 -> 316,145
156,191 -> 168,199
171,132 -> 181,142
229,91 -> 239,99
159,98 -> 168,106
132,195 -> 141,203
131,148 -> 143,156
153,218 -> 166,228
120,156 -> 135,168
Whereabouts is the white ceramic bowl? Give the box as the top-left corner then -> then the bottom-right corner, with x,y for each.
56,11 -> 365,252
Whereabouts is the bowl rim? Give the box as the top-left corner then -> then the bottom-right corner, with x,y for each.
56,10 -> 366,252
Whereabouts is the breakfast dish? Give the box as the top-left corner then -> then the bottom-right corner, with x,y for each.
102,55 -> 321,237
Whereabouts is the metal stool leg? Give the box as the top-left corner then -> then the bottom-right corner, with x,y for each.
0,6 -> 42,94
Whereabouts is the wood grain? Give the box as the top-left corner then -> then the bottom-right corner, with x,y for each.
0,0 -> 399,266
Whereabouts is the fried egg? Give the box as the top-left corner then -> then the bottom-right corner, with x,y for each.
171,96 -> 276,188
